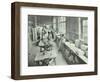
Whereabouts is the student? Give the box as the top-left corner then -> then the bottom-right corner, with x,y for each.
58,34 -> 65,51
38,39 -> 45,52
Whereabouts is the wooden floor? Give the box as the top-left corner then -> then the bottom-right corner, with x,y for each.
53,42 -> 68,65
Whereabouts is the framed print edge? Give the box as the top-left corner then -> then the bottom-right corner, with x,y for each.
11,2 -> 98,80
11,2 -> 20,80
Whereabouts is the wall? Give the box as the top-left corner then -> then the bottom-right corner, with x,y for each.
66,17 -> 79,42
29,15 -> 53,26
0,0 -> 100,82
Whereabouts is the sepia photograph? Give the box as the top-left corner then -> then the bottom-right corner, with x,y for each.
28,15 -> 88,66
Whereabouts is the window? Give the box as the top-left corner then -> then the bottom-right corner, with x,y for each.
81,18 -> 88,44
58,17 -> 66,34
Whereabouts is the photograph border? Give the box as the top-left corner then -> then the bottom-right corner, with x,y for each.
11,2 -> 98,80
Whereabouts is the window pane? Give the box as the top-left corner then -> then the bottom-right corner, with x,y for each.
82,19 -> 88,44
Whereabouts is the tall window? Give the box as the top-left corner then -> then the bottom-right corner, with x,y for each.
53,16 -> 66,34
53,17 -> 58,33
58,17 -> 66,34
81,18 -> 88,44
